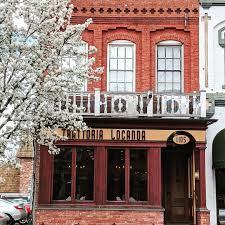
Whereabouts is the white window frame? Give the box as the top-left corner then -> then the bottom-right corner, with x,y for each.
107,40 -> 136,92
61,40 -> 88,91
156,40 -> 184,93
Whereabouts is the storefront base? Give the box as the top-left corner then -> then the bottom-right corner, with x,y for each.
35,208 -> 164,225
197,209 -> 210,225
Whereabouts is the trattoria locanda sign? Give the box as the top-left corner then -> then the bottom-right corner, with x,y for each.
59,128 -> 206,142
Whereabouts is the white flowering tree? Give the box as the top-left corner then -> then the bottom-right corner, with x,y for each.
0,0 -> 99,160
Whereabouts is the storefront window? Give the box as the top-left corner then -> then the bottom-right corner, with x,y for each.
53,148 -> 72,201
130,150 -> 147,201
76,148 -> 94,201
107,149 -> 125,201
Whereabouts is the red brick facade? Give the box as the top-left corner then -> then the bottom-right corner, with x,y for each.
35,210 -> 164,225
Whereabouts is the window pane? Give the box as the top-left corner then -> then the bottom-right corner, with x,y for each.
173,46 -> 181,58
130,150 -> 147,201
173,72 -> 181,82
158,83 -> 165,92
158,46 -> 165,58
118,59 -> 125,70
110,59 -> 117,70
173,83 -> 181,92
125,83 -> 133,92
107,149 -> 125,201
110,46 -> 117,58
158,59 -> 165,70
174,59 -> 181,70
158,72 -> 165,82
126,59 -> 133,70
118,83 -> 125,91
118,71 -> 125,82
118,46 -> 125,58
166,47 -> 173,58
110,83 -> 117,92
126,46 -> 133,58
53,148 -> 72,201
166,72 -> 173,82
109,71 -> 117,82
76,148 -> 94,201
166,83 -> 173,92
166,59 -> 173,70
126,71 -> 133,82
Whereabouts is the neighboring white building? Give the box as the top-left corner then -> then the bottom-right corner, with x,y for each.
200,1 -> 225,224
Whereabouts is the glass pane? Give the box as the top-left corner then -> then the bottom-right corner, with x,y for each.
126,59 -> 133,70
166,47 -> 173,58
118,46 -> 125,58
125,83 -> 133,92
109,71 -> 117,82
110,83 -> 118,92
174,59 -> 181,70
107,149 -> 125,201
126,46 -> 133,58
118,59 -> 125,70
166,83 -> 173,92
126,71 -> 133,82
110,46 -> 117,58
118,83 -> 125,91
166,59 -> 173,70
173,83 -> 181,92
76,148 -> 94,201
53,148 -> 72,201
173,46 -> 181,58
130,150 -> 147,201
166,72 -> 173,82
158,72 -> 165,82
118,71 -> 125,82
158,46 -> 165,58
158,83 -> 165,92
110,59 -> 117,70
173,72 -> 181,82
158,59 -> 165,70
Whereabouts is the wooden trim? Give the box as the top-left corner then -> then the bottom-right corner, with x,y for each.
125,148 -> 129,204
71,148 -> 76,203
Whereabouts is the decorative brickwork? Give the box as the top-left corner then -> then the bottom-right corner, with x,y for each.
0,165 -> 20,193
35,209 -> 164,225
197,210 -> 210,225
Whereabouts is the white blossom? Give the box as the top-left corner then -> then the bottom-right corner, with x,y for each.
0,0 -> 100,160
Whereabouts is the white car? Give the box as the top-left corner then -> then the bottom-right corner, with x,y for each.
0,198 -> 26,224
0,212 -> 9,225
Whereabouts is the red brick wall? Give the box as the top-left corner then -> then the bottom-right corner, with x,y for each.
35,209 -> 164,225
197,210 -> 210,225
71,0 -> 199,93
19,158 -> 33,193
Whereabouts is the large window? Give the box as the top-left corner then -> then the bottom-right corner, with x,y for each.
61,41 -> 88,91
108,40 -> 135,92
52,147 -> 148,205
157,41 -> 182,93
53,147 -> 94,202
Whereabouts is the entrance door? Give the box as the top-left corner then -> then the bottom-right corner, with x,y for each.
163,148 -> 194,224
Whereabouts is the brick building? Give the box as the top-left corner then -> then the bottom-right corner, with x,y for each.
34,1 -> 211,224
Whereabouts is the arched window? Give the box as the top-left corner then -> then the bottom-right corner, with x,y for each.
157,40 -> 183,93
107,40 -> 135,92
61,41 -> 88,91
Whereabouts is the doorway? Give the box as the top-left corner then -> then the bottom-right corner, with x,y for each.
162,143 -> 195,225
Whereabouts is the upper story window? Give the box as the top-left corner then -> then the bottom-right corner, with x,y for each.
157,41 -> 182,93
61,41 -> 88,91
108,40 -> 135,92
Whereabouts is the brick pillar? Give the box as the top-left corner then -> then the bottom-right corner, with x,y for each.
17,142 -> 33,194
149,147 -> 162,207
196,147 -> 210,225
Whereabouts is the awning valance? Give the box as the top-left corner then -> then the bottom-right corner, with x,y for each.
213,129 -> 225,169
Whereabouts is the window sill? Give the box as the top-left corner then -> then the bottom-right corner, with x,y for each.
36,204 -> 164,211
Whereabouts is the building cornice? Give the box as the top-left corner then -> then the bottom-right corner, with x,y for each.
201,0 -> 225,8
